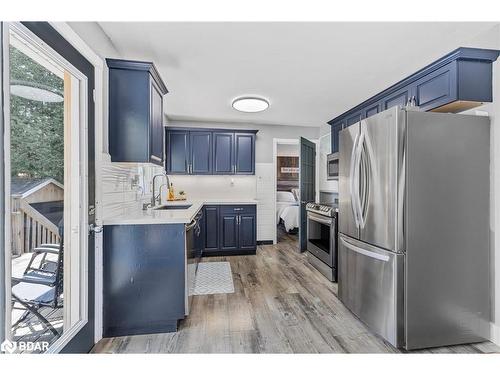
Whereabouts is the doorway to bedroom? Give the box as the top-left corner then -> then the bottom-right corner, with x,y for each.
274,141 -> 300,244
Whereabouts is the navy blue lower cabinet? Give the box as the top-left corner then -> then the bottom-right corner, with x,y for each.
202,204 -> 257,256
219,207 -> 239,251
239,213 -> 256,250
204,205 -> 219,251
103,224 -> 186,337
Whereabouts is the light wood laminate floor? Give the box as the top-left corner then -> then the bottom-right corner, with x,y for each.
92,229 -> 500,354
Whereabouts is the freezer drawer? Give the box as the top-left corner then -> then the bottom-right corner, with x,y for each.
338,234 -> 404,348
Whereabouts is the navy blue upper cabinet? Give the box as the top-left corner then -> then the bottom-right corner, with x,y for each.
364,102 -> 381,118
235,133 -> 255,174
382,86 -> 412,110
213,132 -> 234,174
328,47 -> 500,151
413,62 -> 456,110
166,127 -> 257,175
190,131 -> 212,174
331,121 -> 344,153
107,59 -> 168,166
166,130 -> 190,174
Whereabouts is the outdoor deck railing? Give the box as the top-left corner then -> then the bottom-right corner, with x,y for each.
11,200 -> 60,256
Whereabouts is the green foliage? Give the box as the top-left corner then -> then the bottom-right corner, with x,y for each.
9,45 -> 64,183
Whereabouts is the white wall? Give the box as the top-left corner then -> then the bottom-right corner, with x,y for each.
68,22 -> 120,58
277,143 -> 299,157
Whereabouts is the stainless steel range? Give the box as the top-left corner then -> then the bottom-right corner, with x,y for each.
306,191 -> 338,282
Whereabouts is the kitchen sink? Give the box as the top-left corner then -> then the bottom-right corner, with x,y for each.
153,204 -> 192,210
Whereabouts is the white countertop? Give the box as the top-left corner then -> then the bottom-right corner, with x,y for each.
102,199 -> 258,225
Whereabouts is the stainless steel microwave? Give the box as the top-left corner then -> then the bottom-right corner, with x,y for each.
327,152 -> 339,180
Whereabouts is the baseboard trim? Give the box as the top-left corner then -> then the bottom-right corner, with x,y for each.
491,322 -> 500,345
257,240 -> 273,245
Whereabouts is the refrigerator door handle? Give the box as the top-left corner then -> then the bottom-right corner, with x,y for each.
340,236 -> 390,262
349,132 -> 361,227
359,134 -> 370,229
353,131 -> 364,228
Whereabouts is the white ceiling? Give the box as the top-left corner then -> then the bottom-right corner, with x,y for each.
98,22 -> 498,127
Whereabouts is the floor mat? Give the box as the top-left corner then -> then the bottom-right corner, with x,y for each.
190,262 -> 235,296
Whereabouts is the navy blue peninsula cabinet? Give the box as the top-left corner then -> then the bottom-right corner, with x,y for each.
107,59 -> 168,165
328,47 -> 500,153
103,224 -> 185,337
166,127 -> 257,175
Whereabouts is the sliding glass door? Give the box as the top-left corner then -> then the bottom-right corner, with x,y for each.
1,22 -> 95,353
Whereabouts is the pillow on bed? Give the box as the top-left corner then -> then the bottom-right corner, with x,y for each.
277,191 -> 296,203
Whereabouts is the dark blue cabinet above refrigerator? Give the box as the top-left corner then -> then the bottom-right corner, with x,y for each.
166,127 -> 257,175
107,59 -> 168,166
328,47 -> 499,153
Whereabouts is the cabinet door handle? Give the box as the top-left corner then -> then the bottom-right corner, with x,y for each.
237,215 -> 240,225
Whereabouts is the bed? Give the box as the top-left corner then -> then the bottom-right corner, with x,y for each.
276,191 -> 299,232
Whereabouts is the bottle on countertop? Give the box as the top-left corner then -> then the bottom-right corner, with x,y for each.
168,182 -> 175,201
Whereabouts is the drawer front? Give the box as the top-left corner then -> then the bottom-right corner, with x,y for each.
338,234 -> 404,348
219,204 -> 256,215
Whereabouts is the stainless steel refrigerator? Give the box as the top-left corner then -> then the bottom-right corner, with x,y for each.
338,106 -> 490,350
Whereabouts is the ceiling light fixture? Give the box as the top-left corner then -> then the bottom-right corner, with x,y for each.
232,97 -> 269,113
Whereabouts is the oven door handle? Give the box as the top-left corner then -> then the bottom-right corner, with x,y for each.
307,212 -> 333,226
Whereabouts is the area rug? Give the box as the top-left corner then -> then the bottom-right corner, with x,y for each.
190,261 -> 235,296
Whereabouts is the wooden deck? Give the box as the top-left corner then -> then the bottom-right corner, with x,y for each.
92,228 -> 500,354
11,253 -> 63,353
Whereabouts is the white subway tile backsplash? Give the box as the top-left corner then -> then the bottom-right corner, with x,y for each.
101,162 -> 278,241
